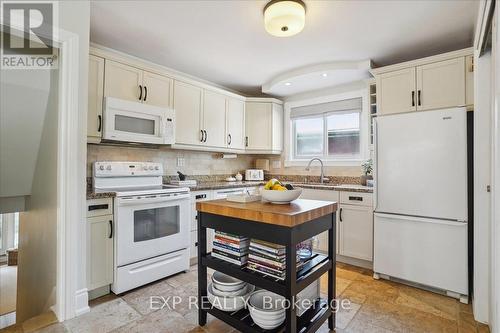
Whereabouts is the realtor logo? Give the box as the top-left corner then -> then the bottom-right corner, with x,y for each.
1,1 -> 58,69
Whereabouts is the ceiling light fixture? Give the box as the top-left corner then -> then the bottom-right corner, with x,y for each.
264,0 -> 306,37
321,73 -> 328,77
284,82 -> 292,86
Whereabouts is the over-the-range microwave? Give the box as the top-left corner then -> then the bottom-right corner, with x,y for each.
103,97 -> 175,145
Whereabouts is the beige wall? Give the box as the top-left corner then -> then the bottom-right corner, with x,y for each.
17,69 -> 59,322
87,144 -> 256,177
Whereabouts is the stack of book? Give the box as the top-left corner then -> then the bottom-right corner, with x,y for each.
247,239 -> 302,280
211,231 -> 249,266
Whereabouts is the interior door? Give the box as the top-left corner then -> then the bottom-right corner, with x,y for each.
377,67 -> 416,115
375,107 -> 468,220
245,102 -> 272,150
339,205 -> 373,261
416,57 -> 466,111
87,55 -> 105,141
203,90 -> 227,147
173,80 -> 203,145
104,60 -> 143,103
143,70 -> 173,108
226,98 -> 245,149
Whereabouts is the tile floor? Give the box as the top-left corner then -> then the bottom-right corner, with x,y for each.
4,263 -> 490,333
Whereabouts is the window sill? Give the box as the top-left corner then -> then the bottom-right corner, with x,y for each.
284,159 -> 363,167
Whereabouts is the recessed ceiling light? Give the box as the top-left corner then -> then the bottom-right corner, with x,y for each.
264,0 -> 306,37
321,73 -> 328,77
284,82 -> 292,86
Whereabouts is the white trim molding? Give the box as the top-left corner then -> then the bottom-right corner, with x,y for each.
55,28 -> 84,322
74,289 -> 90,316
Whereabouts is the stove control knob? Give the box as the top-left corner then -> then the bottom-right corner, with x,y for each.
149,166 -> 154,170
99,165 -> 105,170
142,165 -> 148,171
155,166 -> 159,170
106,165 -> 112,171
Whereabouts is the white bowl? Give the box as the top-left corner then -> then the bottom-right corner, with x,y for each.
248,290 -> 286,329
207,283 -> 255,312
261,188 -> 302,204
211,283 -> 248,297
212,271 -> 246,292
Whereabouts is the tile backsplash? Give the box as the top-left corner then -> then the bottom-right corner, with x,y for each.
87,144 -> 255,177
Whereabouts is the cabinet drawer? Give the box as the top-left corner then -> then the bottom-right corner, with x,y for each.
340,192 -> 372,207
87,198 -> 113,217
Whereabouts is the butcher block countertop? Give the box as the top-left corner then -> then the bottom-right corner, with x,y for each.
196,198 -> 337,228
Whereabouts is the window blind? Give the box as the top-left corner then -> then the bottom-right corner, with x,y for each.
290,97 -> 362,119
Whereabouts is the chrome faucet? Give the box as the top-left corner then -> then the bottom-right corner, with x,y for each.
305,158 -> 328,184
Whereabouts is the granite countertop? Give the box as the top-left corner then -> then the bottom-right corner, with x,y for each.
86,180 -> 372,200
289,183 -> 373,193
87,190 -> 116,200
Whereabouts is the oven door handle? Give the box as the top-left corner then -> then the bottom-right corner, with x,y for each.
117,193 -> 190,206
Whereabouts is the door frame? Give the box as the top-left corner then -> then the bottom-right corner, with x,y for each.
3,15 -> 85,321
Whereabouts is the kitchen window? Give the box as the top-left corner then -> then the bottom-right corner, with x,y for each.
291,97 -> 363,161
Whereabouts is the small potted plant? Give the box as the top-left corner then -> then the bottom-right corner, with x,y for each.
361,159 -> 373,186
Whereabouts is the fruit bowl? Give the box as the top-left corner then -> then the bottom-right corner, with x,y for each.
261,188 -> 302,204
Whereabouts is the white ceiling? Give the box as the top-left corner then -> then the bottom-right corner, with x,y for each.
90,0 -> 478,97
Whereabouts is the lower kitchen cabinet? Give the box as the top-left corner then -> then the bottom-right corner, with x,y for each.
87,198 -> 114,292
190,187 -> 260,261
300,189 -> 340,255
339,204 -> 373,261
301,188 -> 374,264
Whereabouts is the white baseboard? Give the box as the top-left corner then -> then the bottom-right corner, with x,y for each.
74,288 -> 90,316
0,312 -> 16,329
336,254 -> 373,270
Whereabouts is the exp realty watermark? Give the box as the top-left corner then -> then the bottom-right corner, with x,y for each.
1,1 -> 58,69
150,295 -> 352,313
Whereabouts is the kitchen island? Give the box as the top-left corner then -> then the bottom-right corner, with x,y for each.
196,199 -> 338,333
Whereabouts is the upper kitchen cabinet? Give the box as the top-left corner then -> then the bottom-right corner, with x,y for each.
372,48 -> 473,115
416,57 -> 465,111
203,90 -> 227,148
87,55 -> 105,143
142,71 -> 173,108
245,98 -> 283,154
174,80 -> 204,146
226,98 -> 245,150
376,67 -> 416,115
104,59 -> 172,108
104,60 -> 143,102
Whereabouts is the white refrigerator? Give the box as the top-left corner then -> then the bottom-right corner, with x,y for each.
373,107 -> 468,299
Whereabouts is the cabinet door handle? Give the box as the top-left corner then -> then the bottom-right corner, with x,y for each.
138,85 -> 143,101
97,115 -> 102,132
245,136 -> 249,147
108,220 -> 113,239
143,86 -> 148,102
228,134 -> 232,145
204,130 -> 208,142
200,130 -> 204,142
417,90 -> 421,106
339,208 -> 343,222
411,91 -> 415,107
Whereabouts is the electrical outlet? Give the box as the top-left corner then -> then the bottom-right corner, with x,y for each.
177,157 -> 185,167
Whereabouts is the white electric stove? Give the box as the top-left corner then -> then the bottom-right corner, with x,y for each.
94,161 -> 191,294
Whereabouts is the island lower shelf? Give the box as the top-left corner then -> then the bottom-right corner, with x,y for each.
202,252 -> 332,297
206,298 -> 330,333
